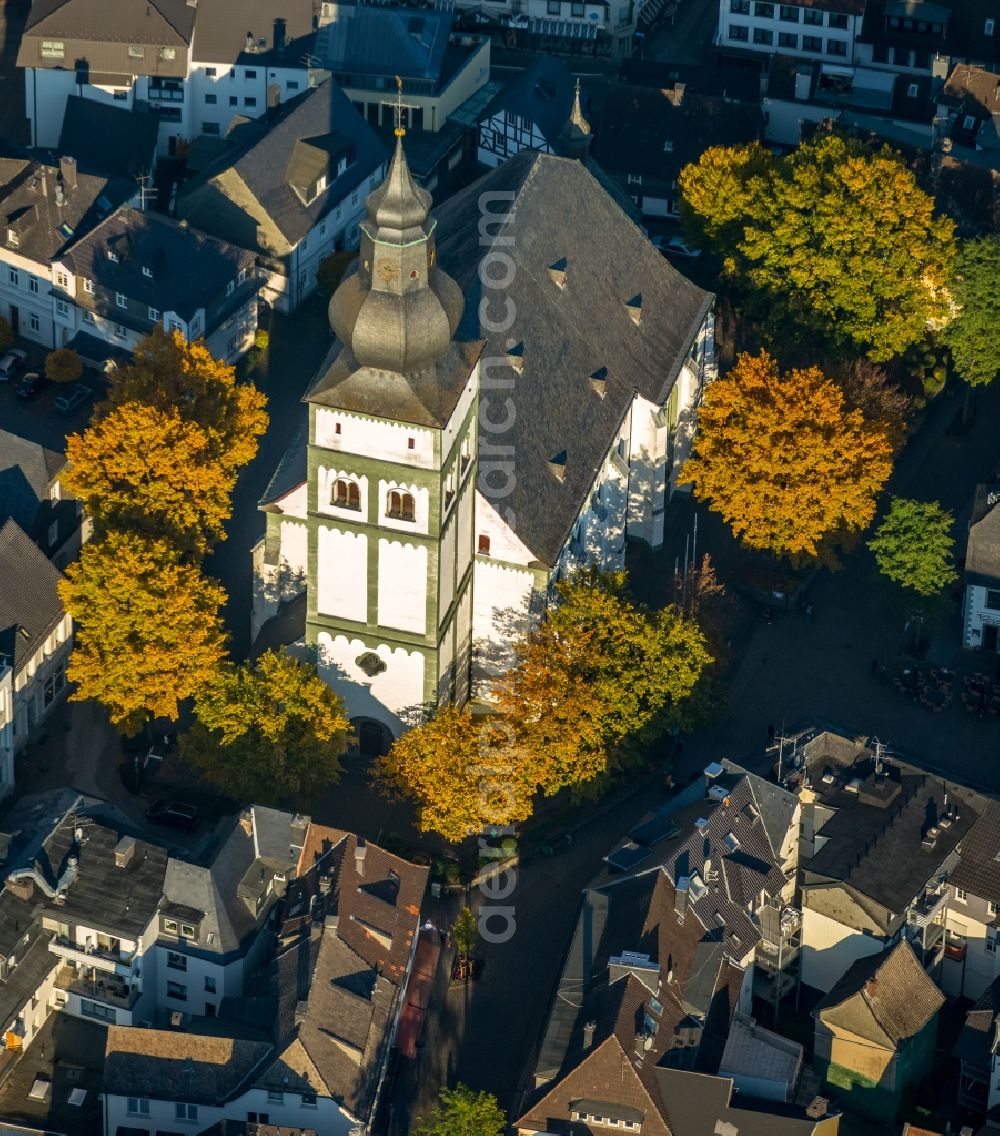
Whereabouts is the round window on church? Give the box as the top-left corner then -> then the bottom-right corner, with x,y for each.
356,651 -> 387,678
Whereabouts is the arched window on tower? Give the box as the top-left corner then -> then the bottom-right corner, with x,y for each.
332,478 -> 361,511
386,489 -> 415,522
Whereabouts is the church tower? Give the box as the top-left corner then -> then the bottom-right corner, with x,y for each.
303,116 -> 482,744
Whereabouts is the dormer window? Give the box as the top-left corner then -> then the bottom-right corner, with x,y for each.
180,923 -> 196,939
107,249 -> 118,262
238,268 -> 247,284
332,478 -> 361,510
142,266 -> 153,278
386,490 -> 415,522
6,229 -> 17,247
128,44 -> 144,58
663,139 -> 673,152
316,174 -> 327,195
83,278 -> 94,294
226,280 -> 235,296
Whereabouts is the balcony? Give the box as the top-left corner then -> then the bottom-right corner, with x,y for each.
55,965 -> 138,1009
49,936 -> 134,977
148,80 -> 184,102
909,886 -> 948,928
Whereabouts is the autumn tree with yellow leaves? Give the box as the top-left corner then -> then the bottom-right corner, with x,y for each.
680,134 -> 955,361
375,572 -> 712,841
59,532 -> 228,734
182,651 -> 351,806
679,351 -> 893,563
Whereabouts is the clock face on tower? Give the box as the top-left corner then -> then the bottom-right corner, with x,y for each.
378,263 -> 400,284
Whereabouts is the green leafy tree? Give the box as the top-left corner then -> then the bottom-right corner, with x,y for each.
868,496 -> 958,598
451,907 -> 478,959
412,1085 -> 506,1136
680,133 -> 956,360
58,532 -> 228,734
44,348 -> 83,383
182,650 -> 350,805
942,235 -> 1000,387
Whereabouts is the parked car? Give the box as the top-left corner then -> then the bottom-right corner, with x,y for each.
54,382 -> 93,414
0,349 -> 27,381
145,800 -> 199,833
14,372 -> 49,399
659,235 -> 701,259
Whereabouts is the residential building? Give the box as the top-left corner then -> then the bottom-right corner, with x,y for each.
936,65 -> 1000,168
942,801 -> 1000,1001
0,520 -> 73,774
855,0 -> 1000,76
16,0 -> 198,152
54,205 -> 260,362
102,822 -> 429,1135
762,53 -> 934,146
56,95 -> 159,182
717,0 -> 866,65
795,731 -> 981,993
0,155 -> 132,349
454,0 -> 640,58
177,79 -> 388,312
954,975 -> 1000,1114
962,484 -> 1000,653
477,56 -> 576,167
588,77 -> 763,216
255,144 -> 715,738
315,5 -> 491,134
0,429 -> 82,570
187,0 -> 322,142
812,940 -> 944,1124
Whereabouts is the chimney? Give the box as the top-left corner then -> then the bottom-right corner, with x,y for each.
670,81 -> 686,106
355,837 -> 367,877
805,1097 -> 828,1120
240,809 -> 254,837
273,17 -> 286,50
794,66 -> 812,101
864,979 -> 877,999
59,156 -> 77,189
5,877 -> 32,901
114,836 -> 136,869
246,30 -> 255,51
583,1020 -> 596,1049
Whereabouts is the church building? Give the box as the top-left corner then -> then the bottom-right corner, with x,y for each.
254,114 -> 715,750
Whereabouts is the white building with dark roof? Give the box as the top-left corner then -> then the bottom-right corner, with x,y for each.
962,484 -> 1000,653
253,138 -> 715,741
716,0 -> 866,64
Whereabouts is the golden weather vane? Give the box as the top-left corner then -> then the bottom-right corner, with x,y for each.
394,75 -> 406,138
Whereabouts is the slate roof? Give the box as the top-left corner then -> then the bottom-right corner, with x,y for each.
482,56 -> 575,148
161,807 -> 304,958
22,0 -> 195,45
259,422 -> 307,509
249,824 -> 427,1122
0,431 -> 65,536
939,64 -> 1000,151
619,59 -> 762,103
801,751 -> 980,915
814,939 -> 944,1048
103,1028 -> 272,1104
191,0 -> 316,66
517,864 -> 746,1135
967,484 -> 1000,585
315,5 -> 454,83
953,976 -> 1000,1075
60,205 -> 256,322
0,520 -> 66,677
434,151 -> 712,566
859,0 -> 1000,67
0,156 -> 132,267
57,96 -> 159,181
178,80 -> 387,252
949,801 -> 1000,905
588,80 -> 763,193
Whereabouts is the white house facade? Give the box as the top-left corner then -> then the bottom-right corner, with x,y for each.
717,0 -> 864,63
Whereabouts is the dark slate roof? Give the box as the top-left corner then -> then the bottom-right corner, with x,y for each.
191,0 -> 316,66
61,205 -> 255,322
950,801 -> 1000,904
57,95 -> 159,181
104,1028 -> 272,1103
967,484 -> 1000,585
939,65 -> 1000,152
0,430 -> 65,536
0,156 -> 132,266
0,931 -> 57,1029
619,59 -> 762,104
23,0 -> 196,44
315,4 -> 454,83
814,939 -> 944,1047
859,0 -> 1000,67
802,753 -> 980,915
0,519 -> 65,677
654,1068 -> 836,1136
178,80 -> 388,252
518,866 -> 746,1135
434,151 -> 712,566
482,56 -> 575,147
953,976 -> 1000,1075
259,426 -> 307,510
588,80 -> 763,193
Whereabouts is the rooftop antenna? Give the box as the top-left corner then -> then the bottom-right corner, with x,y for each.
136,172 -> 157,212
872,737 -> 884,776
